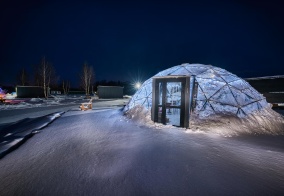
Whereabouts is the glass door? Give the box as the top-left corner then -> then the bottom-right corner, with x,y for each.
165,82 -> 182,126
157,81 -> 183,127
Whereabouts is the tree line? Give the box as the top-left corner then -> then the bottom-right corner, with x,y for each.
16,57 -> 95,99
13,57 -> 135,98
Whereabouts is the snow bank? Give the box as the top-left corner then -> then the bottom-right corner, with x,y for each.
5,93 -> 16,99
125,105 -> 154,126
190,106 -> 284,136
0,112 -> 64,158
123,95 -> 132,99
0,102 -> 33,109
29,98 -> 43,102
0,96 -> 76,110
125,105 -> 284,136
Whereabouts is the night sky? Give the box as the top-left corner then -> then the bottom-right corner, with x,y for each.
1,0 -> 284,86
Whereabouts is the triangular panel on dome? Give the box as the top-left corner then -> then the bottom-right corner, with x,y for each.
256,101 -> 263,110
197,78 -> 227,98
258,99 -> 268,108
213,70 -> 241,83
145,96 -> 152,108
132,88 -> 147,101
195,100 -> 206,111
143,82 -> 152,97
210,85 -> 238,106
196,86 -> 208,101
147,91 -> 152,98
133,98 -> 147,107
241,102 -> 260,115
236,108 -> 246,118
169,66 -> 192,75
242,88 -> 264,101
184,65 -> 209,75
209,101 -> 239,114
231,88 -> 255,106
197,101 -> 216,117
229,79 -> 250,90
196,69 -> 225,83
212,67 -> 228,73
200,100 -> 215,111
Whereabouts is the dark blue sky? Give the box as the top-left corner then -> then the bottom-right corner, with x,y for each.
1,0 -> 284,86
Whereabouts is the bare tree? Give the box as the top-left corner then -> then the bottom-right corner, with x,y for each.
49,67 -> 60,90
80,62 -> 94,97
33,71 -> 41,86
62,80 -> 70,95
17,68 -> 29,86
31,63 -> 40,86
38,57 -> 57,99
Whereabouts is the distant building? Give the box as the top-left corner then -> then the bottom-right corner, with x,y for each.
97,86 -> 124,99
50,91 -> 61,95
16,86 -> 49,98
245,76 -> 284,104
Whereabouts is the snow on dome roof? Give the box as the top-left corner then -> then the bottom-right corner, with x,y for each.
125,63 -> 268,118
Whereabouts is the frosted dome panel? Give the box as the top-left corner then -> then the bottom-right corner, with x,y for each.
186,66 -> 208,75
229,80 -> 250,90
170,67 -> 191,75
210,86 -> 238,106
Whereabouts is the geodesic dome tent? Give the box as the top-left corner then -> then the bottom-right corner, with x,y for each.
125,63 -> 269,118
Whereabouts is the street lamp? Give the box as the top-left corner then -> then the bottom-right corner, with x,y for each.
135,82 -> 141,89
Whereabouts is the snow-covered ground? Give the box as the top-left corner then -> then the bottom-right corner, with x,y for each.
0,108 -> 284,195
0,112 -> 64,158
0,96 -> 129,125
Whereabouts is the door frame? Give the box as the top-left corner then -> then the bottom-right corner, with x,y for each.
151,76 -> 190,128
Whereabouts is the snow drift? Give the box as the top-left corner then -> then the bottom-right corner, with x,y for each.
125,105 -> 284,136
0,112 -> 64,158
